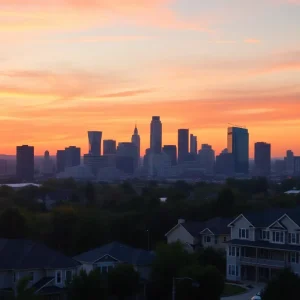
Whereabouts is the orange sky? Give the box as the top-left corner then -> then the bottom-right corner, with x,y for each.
0,0 -> 300,157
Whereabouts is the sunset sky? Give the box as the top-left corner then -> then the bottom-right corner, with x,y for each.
1,0 -> 300,157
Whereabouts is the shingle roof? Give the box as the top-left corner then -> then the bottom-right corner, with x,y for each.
242,206 -> 300,228
181,217 -> 232,237
0,239 -> 80,270
32,277 -> 54,292
73,242 -> 155,266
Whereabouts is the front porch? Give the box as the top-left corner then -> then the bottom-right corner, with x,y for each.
241,265 -> 282,282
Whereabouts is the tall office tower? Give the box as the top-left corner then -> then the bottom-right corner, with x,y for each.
131,125 -> 141,161
150,116 -> 162,154
162,145 -> 177,166
16,145 -> 34,181
198,144 -> 215,174
56,150 -> 66,173
116,142 -> 138,174
42,150 -> 53,175
88,131 -> 102,156
0,159 -> 8,175
190,134 -> 198,154
103,140 -> 117,155
285,150 -> 294,175
254,142 -> 271,177
227,127 -> 249,174
215,148 -> 234,176
65,146 -> 81,168
294,157 -> 300,176
178,129 -> 189,164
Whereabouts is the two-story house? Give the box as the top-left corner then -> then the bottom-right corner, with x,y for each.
165,217 -> 232,252
73,241 -> 155,281
0,239 -> 80,299
226,207 -> 300,283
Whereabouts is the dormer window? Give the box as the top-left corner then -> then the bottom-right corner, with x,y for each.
204,236 -> 211,243
239,228 -> 249,239
272,231 -> 284,244
288,233 -> 300,244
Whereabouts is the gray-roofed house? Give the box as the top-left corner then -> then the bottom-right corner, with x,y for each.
73,242 -> 155,281
165,217 -> 232,252
226,206 -> 300,283
0,239 -> 80,299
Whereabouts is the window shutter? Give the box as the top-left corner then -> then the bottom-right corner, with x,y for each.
288,233 -> 291,243
246,230 -> 249,239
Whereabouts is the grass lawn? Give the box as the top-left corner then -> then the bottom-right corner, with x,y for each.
222,284 -> 247,297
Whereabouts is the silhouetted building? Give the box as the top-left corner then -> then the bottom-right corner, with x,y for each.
143,148 -> 152,172
65,146 -> 81,168
216,149 -> 234,176
16,145 -> 34,181
162,145 -> 177,166
131,125 -> 141,163
254,142 -> 271,177
116,142 -> 138,174
227,127 -> 249,174
198,144 -> 215,174
150,116 -> 162,154
83,154 -> 114,176
294,157 -> 300,176
103,140 -> 117,155
178,129 -> 189,164
285,150 -> 294,176
0,159 -> 8,175
88,131 -> 102,156
190,134 -> 197,154
42,150 -> 54,175
274,160 -> 285,176
56,150 -> 66,173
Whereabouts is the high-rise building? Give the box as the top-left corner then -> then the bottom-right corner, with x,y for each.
190,134 -> 197,154
65,146 -> 81,168
227,127 -> 249,174
150,116 -> 162,154
42,150 -> 53,175
198,144 -> 215,174
294,157 -> 300,176
178,129 -> 189,164
254,142 -> 271,177
88,131 -> 102,156
56,150 -> 66,173
103,140 -> 117,155
215,149 -> 234,176
162,145 -> 177,166
16,145 -> 34,181
131,125 -> 140,162
285,150 -> 294,176
116,142 -> 138,174
0,159 -> 8,175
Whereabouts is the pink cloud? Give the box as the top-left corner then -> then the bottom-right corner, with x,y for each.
244,38 -> 261,44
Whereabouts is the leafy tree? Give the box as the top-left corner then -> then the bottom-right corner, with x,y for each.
108,264 -> 140,299
67,269 -> 107,300
214,187 -> 235,217
85,182 -> 95,206
262,268 -> 300,300
197,247 -> 226,274
15,276 -> 39,300
0,207 -> 27,238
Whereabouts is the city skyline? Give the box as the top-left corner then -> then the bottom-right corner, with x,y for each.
1,0 -> 300,156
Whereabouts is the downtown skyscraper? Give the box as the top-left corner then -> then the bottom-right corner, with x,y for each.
88,131 -> 102,156
150,116 -> 162,154
227,126 -> 249,174
178,129 -> 189,164
16,145 -> 34,181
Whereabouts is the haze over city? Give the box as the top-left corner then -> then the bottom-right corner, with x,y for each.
1,0 -> 300,157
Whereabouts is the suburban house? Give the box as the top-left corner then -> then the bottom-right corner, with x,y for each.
226,207 -> 300,282
73,241 -> 155,281
165,217 -> 232,252
0,238 -> 80,299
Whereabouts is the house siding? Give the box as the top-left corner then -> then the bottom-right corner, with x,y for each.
231,216 -> 255,241
0,271 -> 12,289
167,224 -> 196,248
280,216 -> 300,232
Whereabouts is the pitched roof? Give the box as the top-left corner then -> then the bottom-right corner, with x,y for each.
73,242 -> 155,266
0,239 -> 80,270
181,217 -> 232,237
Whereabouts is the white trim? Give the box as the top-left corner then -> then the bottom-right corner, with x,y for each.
200,228 -> 214,235
267,214 -> 300,230
267,220 -> 286,230
165,223 -> 181,237
93,254 -> 120,264
55,270 -> 62,285
227,214 -> 254,227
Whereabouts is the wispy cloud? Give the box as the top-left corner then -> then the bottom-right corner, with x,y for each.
244,38 -> 261,44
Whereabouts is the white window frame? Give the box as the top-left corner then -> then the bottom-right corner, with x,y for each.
239,228 -> 249,240
55,270 -> 62,284
272,231 -> 285,244
204,235 -> 211,243
228,246 -> 240,257
228,264 -> 237,276
289,233 -> 299,245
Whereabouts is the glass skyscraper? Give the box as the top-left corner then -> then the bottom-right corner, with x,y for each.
227,127 -> 249,174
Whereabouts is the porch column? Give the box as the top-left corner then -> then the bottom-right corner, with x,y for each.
255,248 -> 258,282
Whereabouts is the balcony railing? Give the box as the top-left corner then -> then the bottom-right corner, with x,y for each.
240,256 -> 286,268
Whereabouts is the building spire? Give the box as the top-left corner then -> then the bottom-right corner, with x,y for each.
134,123 -> 138,135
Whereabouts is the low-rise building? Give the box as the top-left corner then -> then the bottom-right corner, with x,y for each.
0,239 -> 80,299
165,217 -> 232,252
226,207 -> 300,282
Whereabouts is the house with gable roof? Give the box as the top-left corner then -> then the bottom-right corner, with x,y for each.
73,241 -> 155,281
0,238 -> 80,299
226,206 -> 300,282
165,217 -> 232,252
